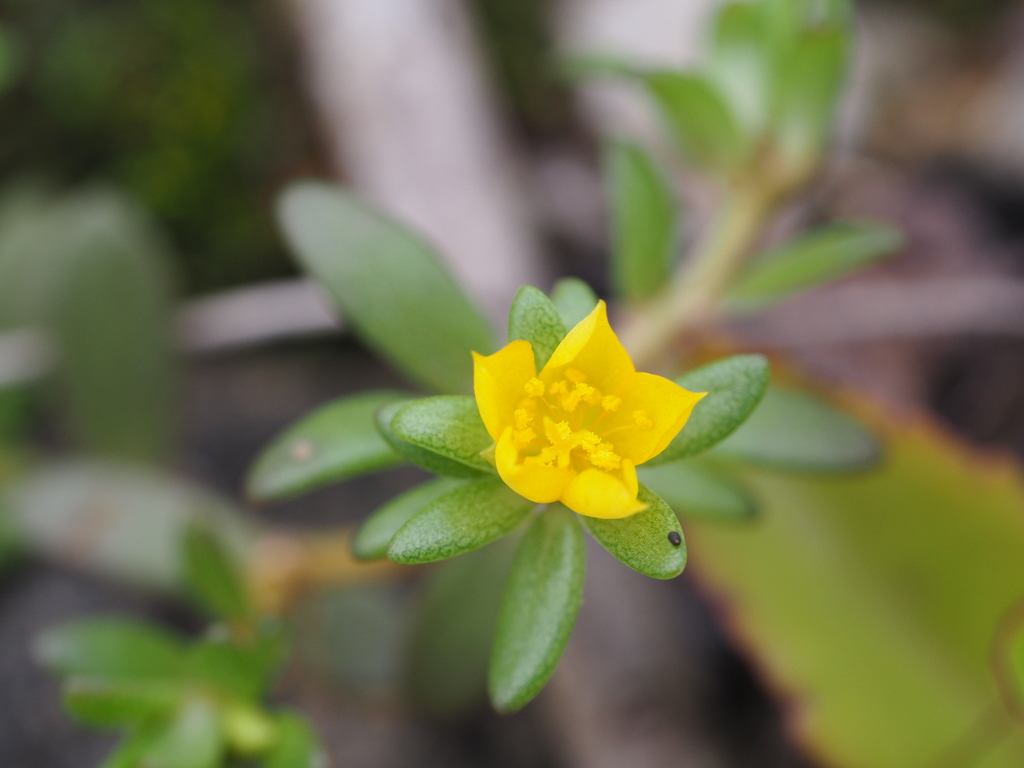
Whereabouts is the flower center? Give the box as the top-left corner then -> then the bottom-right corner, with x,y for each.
511,369 -> 650,473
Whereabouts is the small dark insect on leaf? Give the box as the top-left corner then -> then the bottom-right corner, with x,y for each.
667,531 -> 682,547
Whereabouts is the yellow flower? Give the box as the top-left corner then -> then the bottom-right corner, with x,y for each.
472,301 -> 706,519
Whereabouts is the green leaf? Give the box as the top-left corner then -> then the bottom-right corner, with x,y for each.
35,618 -> 185,679
407,536 -> 518,717
728,221 -> 903,308
246,390 -> 409,501
772,28 -> 848,172
375,401 -> 486,478
191,625 -> 288,701
711,2 -> 773,136
183,524 -> 251,622
639,462 -> 756,521
0,383 -> 32,446
99,729 -> 163,768
387,478 -> 534,565
278,182 -> 496,394
710,387 -> 879,471
352,477 -> 466,561
550,278 -> 598,330
264,712 -> 323,768
645,72 -> 747,171
57,237 -> 175,463
507,286 -> 567,370
41,190 -> 177,462
489,504 -> 585,713
0,499 -> 23,574
389,396 -> 495,476
647,354 -> 770,465
580,485 -> 686,579
605,141 -> 676,303
0,187 -> 67,329
142,699 -> 224,768
0,23 -> 22,97
686,408 -> 1024,767
63,677 -> 181,727
222,703 -> 278,756
184,639 -> 272,702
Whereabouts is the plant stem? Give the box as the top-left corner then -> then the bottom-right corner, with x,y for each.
248,530 -> 402,614
621,183 -> 773,369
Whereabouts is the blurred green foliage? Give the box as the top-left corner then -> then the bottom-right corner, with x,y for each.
0,0 -> 324,294
36,524 -> 324,768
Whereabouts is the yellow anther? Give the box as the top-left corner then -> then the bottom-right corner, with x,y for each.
565,368 -> 587,383
514,428 -> 537,449
580,431 -> 602,449
525,378 -> 545,397
589,449 -> 622,470
560,382 -> 595,413
633,410 -> 653,429
586,387 -> 604,407
602,395 -> 621,412
543,417 -> 574,446
514,409 -> 532,430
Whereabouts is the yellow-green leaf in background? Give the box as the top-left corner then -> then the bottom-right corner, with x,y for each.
687,406 -> 1024,767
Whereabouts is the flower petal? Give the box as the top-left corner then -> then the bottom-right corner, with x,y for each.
496,427 -> 573,503
540,301 -> 634,394
561,467 -> 647,519
473,340 -> 537,442
620,458 -> 638,497
601,373 -> 706,465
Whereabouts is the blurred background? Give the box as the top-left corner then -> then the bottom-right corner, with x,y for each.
4,0 -> 1024,766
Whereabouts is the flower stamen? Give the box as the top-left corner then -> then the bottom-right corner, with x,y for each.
513,408 -> 532,430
